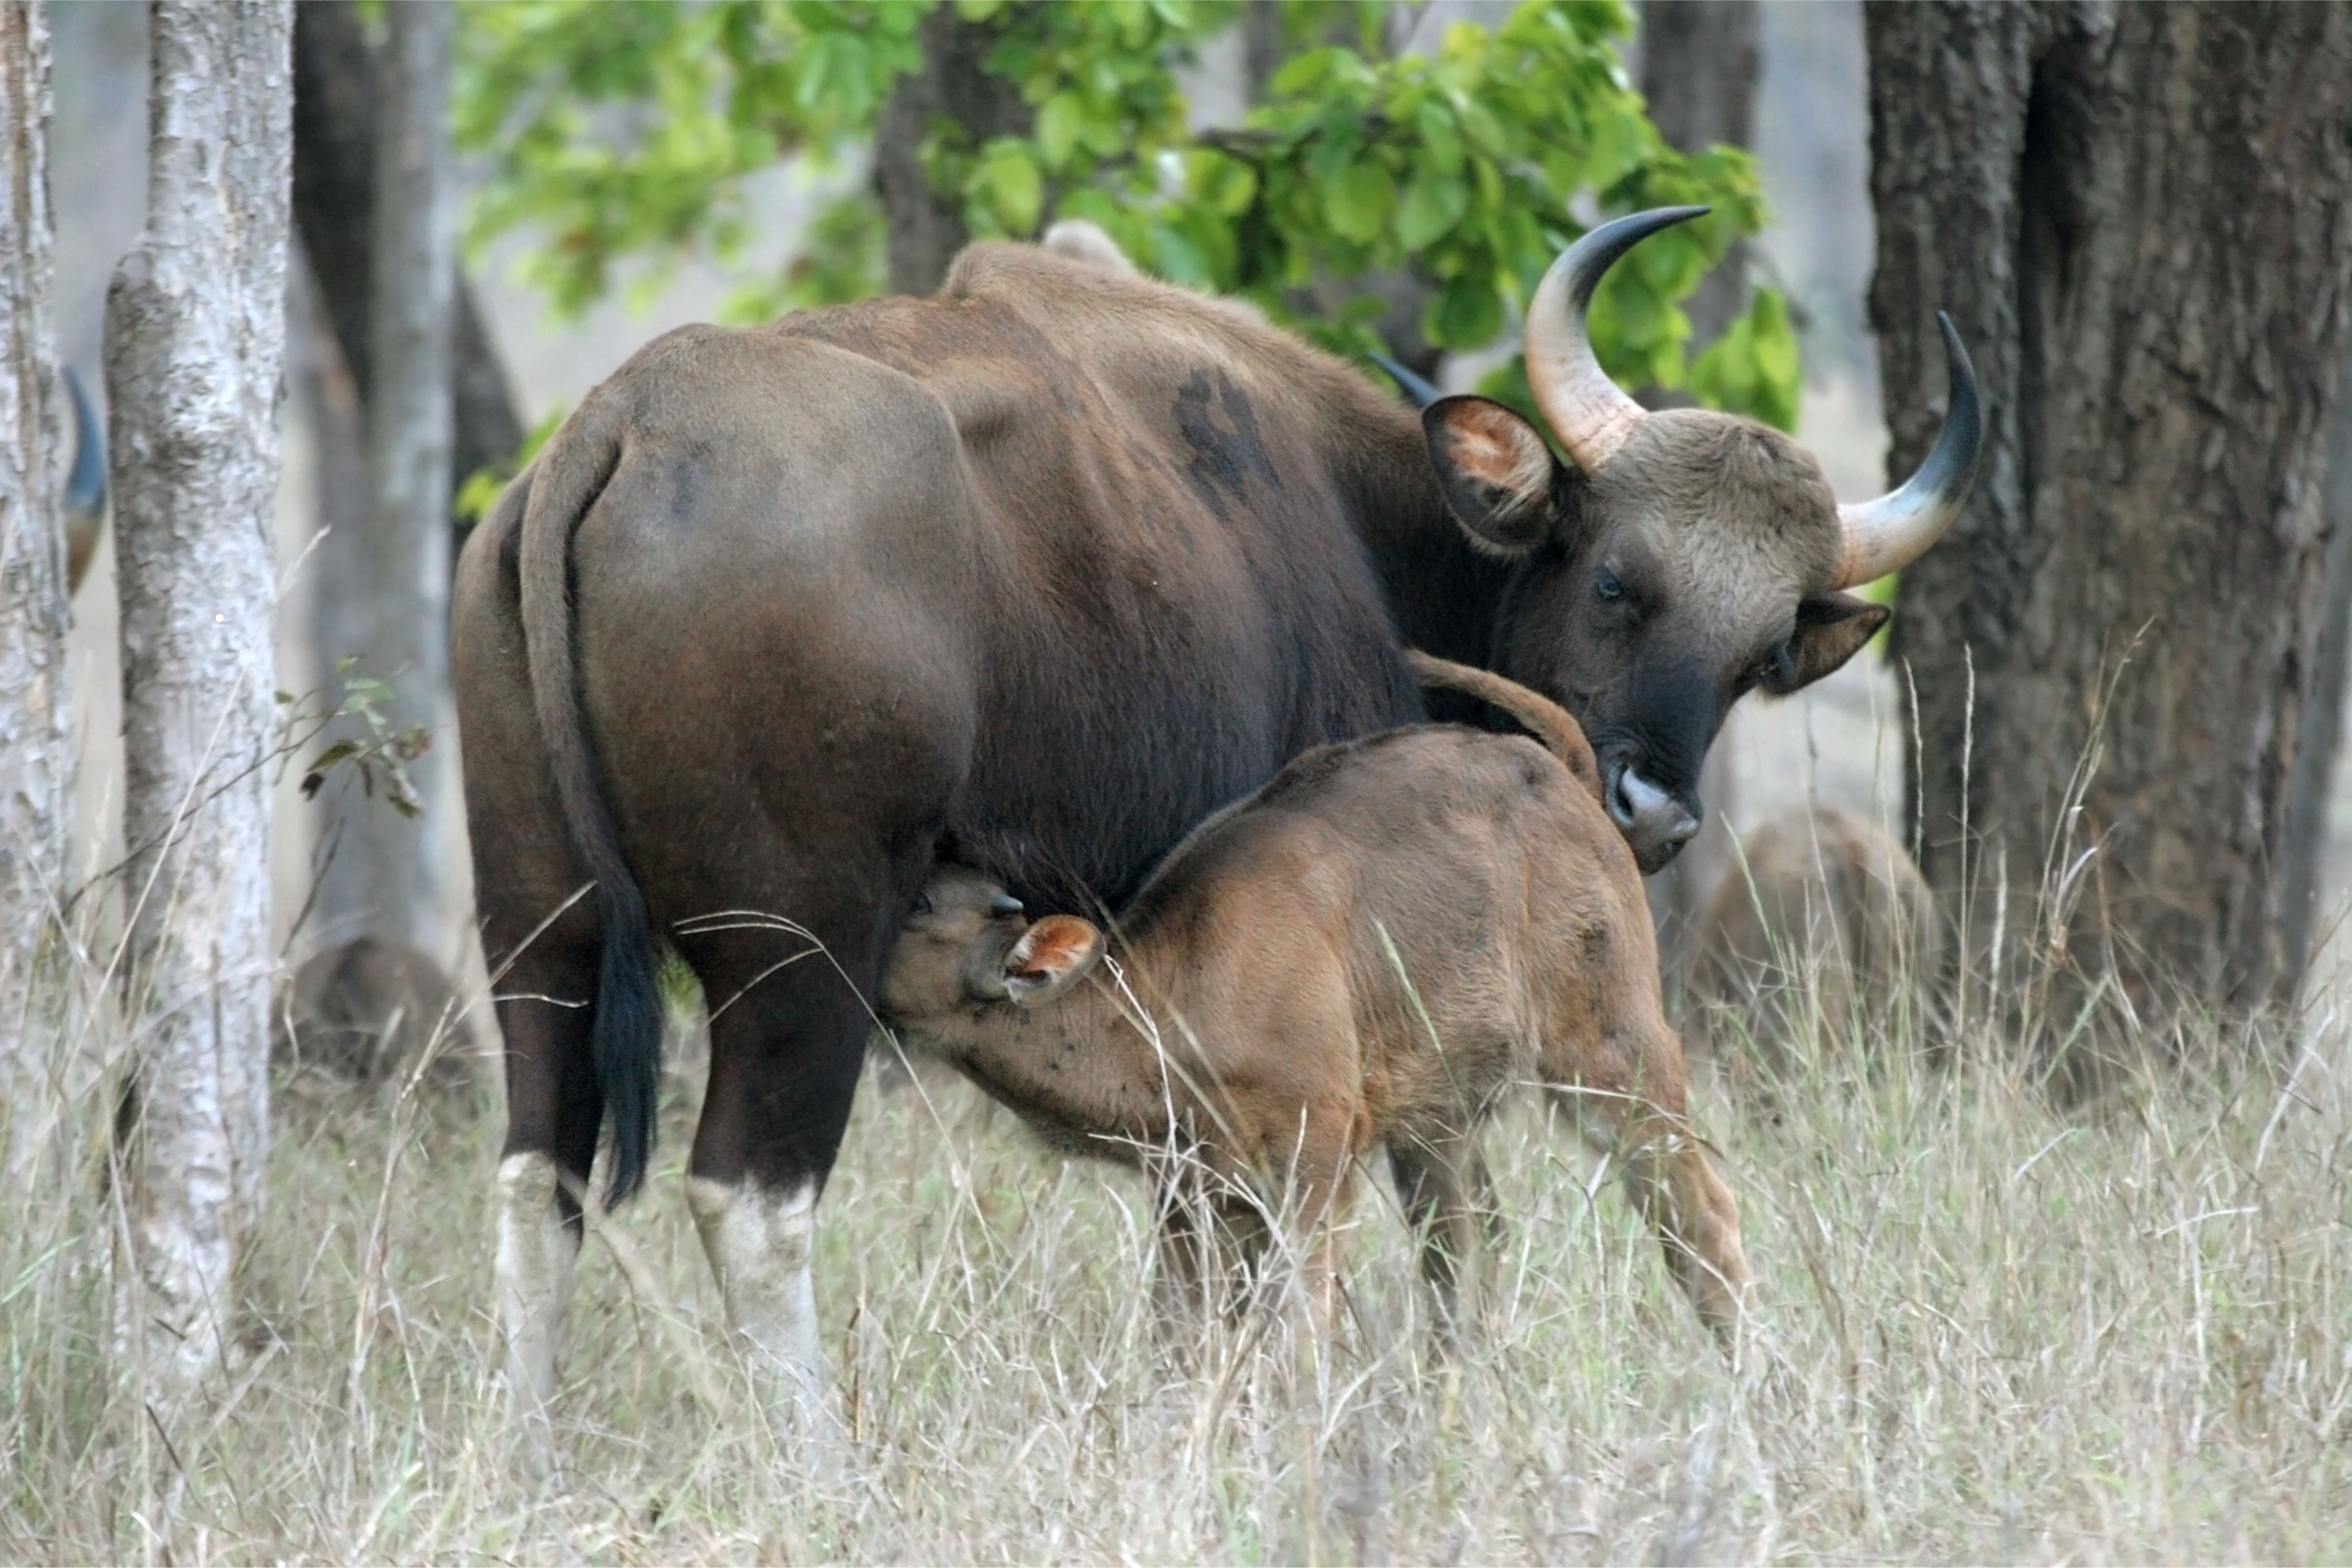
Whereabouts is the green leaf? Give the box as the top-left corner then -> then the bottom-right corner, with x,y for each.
1396,168 -> 1468,251
1690,286 -> 1801,431
1323,157 -> 1395,244
1415,100 -> 1465,177
1188,149 -> 1258,216
1036,90 -> 1085,167
980,142 -> 1044,234
1426,275 -> 1503,348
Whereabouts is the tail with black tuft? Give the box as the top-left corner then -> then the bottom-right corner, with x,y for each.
514,397 -> 666,1205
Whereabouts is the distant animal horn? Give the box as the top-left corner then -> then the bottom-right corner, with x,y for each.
1833,312 -> 1982,588
1368,351 -> 1439,410
62,365 -> 107,593
1523,206 -> 1708,473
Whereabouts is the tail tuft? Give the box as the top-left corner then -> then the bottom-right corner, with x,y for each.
593,883 -> 665,1206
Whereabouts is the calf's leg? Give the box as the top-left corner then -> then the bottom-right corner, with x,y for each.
1388,1135 -> 1485,1349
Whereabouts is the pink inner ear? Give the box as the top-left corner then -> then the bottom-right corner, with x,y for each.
1008,916 -> 1101,984
1445,402 -> 1551,502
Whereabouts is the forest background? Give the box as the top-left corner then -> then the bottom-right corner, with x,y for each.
9,1 -> 2352,1560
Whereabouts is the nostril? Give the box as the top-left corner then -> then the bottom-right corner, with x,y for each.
1615,768 -> 1675,829
1603,760 -> 1638,827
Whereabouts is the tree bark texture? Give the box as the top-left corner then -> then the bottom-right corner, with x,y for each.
104,0 -> 291,1392
0,0 -> 70,1047
290,0 -> 518,520
874,4 -> 1030,298
1868,2 -> 2352,1024
1639,0 -> 1759,350
303,0 -> 453,960
2277,352 -> 2352,1005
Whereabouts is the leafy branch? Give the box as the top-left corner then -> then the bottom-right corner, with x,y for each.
457,0 -> 1801,429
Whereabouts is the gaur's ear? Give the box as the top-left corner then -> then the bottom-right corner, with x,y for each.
1425,396 -> 1561,558
1766,592 -> 1890,694
1003,916 -> 1104,1006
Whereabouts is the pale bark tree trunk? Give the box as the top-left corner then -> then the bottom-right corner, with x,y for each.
307,0 -> 453,958
0,0 -> 70,1061
105,0 -> 291,1393
1868,2 -> 2352,1048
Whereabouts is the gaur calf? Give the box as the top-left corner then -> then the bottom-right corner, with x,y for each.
1685,802 -> 1942,1091
273,938 -> 476,1098
881,653 -> 1749,1343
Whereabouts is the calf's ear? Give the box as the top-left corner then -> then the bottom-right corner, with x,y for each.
1766,592 -> 1890,694
1004,916 -> 1105,1006
1425,396 -> 1561,558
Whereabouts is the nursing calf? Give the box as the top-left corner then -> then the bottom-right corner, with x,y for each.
882,654 -> 1749,1342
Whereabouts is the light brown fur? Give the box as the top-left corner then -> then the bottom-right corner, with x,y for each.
883,668 -> 1749,1346
272,937 -> 475,1095
1686,803 -> 1944,1090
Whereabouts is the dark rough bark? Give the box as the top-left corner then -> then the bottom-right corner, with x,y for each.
1639,0 -> 1758,349
290,0 -> 517,509
873,4 -> 1030,298
2278,352 -> 2352,1005
1868,1 -> 2352,1026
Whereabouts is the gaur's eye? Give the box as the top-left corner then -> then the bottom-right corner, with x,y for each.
1759,643 -> 1797,689
910,892 -> 933,917
1595,567 -> 1624,603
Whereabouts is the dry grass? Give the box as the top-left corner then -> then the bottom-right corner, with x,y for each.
8,940 -> 2352,1566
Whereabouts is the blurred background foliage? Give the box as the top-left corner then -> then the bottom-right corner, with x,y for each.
455,0 -> 1801,431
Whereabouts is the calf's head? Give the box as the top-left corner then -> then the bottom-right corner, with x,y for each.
1424,208 -> 1982,873
883,866 -> 1105,1023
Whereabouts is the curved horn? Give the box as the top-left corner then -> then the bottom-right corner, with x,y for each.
1367,350 -> 1439,410
1523,205 -> 1709,473
62,365 -> 107,594
1835,312 -> 1982,588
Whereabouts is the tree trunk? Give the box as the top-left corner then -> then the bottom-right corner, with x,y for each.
1639,0 -> 1759,349
290,0 -> 498,971
0,0 -> 70,1060
1868,2 -> 2352,1046
2276,351 -> 2352,1005
873,4 -> 1030,297
290,0 -> 519,523
1637,0 -> 1760,966
105,0 -> 291,1394
305,0 -> 453,960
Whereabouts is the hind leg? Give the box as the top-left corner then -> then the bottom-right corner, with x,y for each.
1388,1135 -> 1486,1350
493,970 -> 604,1416
679,869 -> 909,1432
455,490 -> 609,1428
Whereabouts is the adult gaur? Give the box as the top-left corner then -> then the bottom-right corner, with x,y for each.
455,207 -> 1980,1423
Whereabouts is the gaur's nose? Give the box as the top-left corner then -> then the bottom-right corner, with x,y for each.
1605,760 -> 1702,873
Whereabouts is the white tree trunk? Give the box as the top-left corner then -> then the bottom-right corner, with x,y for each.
105,0 -> 291,1395
310,0 -> 453,958
0,0 -> 71,1066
